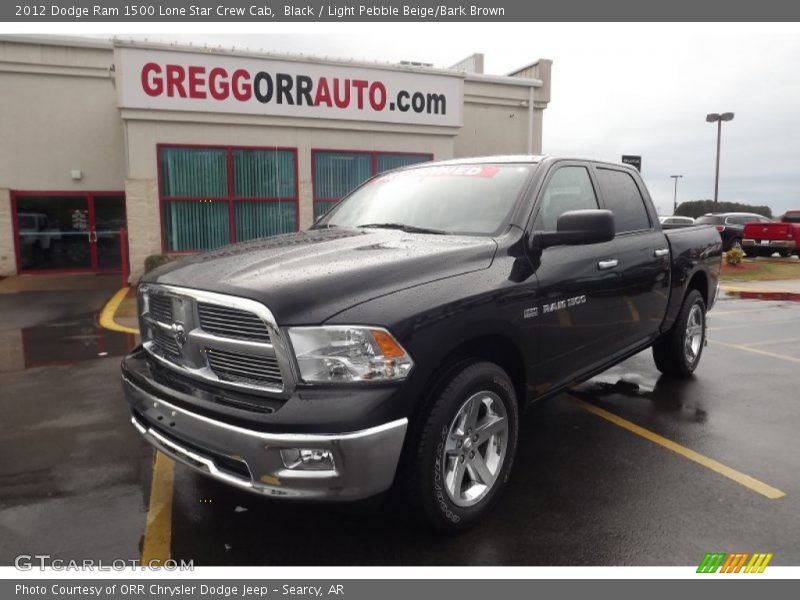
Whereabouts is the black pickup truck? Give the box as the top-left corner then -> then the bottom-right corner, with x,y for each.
122,156 -> 722,531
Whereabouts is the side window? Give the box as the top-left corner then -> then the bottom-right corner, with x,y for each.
534,166 -> 599,231
596,168 -> 651,233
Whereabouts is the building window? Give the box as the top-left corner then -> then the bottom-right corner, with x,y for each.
159,145 -> 298,252
312,150 -> 432,219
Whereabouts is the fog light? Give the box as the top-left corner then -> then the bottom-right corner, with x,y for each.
280,448 -> 335,471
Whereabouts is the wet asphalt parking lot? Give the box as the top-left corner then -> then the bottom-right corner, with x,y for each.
1,285 -> 799,566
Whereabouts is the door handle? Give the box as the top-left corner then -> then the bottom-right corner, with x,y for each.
597,259 -> 619,270
654,248 -> 669,257
90,230 -> 98,243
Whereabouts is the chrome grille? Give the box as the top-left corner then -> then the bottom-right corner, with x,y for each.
151,327 -> 181,360
197,303 -> 271,342
206,348 -> 283,387
139,284 -> 291,397
148,293 -> 173,323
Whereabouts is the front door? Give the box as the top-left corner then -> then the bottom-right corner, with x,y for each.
528,164 -> 631,393
13,192 -> 126,274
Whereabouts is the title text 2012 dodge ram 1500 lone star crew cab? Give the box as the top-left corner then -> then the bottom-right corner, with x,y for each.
122,156 -> 722,531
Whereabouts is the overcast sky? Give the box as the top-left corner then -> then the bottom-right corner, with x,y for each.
100,24 -> 800,216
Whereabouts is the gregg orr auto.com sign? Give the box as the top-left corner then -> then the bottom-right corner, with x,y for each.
117,47 -> 463,127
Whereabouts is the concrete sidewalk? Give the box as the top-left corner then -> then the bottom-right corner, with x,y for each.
115,288 -> 139,331
721,278 -> 800,300
0,273 -> 119,294
98,287 -> 138,333
721,278 -> 800,293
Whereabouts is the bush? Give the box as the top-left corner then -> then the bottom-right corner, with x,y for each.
725,246 -> 745,266
675,200 -> 772,219
144,254 -> 175,273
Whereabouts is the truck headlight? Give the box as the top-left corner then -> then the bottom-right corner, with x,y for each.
287,326 -> 413,383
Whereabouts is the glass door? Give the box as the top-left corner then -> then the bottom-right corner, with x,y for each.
14,194 -> 93,272
14,192 -> 127,273
92,195 -> 127,271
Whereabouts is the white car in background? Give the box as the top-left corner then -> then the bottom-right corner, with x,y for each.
659,215 -> 695,229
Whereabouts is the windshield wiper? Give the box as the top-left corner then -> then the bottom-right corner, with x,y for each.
357,223 -> 448,235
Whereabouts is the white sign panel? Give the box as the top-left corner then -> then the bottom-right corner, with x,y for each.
117,47 -> 463,127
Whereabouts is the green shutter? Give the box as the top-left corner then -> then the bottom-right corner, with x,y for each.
235,202 -> 296,241
232,149 -> 295,198
165,201 -> 230,251
160,147 -> 228,197
376,153 -> 429,173
314,152 -> 372,200
160,146 -> 298,249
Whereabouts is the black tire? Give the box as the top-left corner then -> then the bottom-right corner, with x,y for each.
779,250 -> 792,258
406,360 -> 519,533
744,248 -> 758,258
653,289 -> 707,377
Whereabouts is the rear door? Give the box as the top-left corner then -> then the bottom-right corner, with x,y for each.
593,166 -> 670,351
528,162 -> 629,392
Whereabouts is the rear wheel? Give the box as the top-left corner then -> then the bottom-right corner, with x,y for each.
653,289 -> 706,377
744,248 -> 758,258
407,361 -> 519,533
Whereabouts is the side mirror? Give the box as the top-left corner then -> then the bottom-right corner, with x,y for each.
533,209 -> 615,249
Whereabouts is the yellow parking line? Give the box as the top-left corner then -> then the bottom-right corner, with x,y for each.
141,452 -> 175,565
570,395 -> 786,500
712,340 -> 800,364
741,336 -> 800,348
707,317 -> 798,332
98,287 -> 139,335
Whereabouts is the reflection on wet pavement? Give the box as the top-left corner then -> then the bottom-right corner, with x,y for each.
0,290 -> 136,373
0,288 -> 148,564
2,314 -> 134,372
2,290 -> 800,566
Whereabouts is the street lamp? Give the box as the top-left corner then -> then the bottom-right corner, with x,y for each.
706,112 -> 735,205
670,174 -> 683,214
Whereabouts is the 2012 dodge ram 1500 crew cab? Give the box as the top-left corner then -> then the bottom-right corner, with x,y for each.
121,156 -> 722,531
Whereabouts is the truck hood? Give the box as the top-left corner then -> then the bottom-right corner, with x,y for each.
144,228 -> 498,324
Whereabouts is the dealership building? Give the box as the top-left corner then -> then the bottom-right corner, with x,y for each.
0,36 -> 551,280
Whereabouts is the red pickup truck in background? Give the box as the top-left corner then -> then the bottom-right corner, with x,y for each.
743,210 -> 800,258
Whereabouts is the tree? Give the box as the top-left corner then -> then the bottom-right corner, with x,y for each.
675,200 -> 772,219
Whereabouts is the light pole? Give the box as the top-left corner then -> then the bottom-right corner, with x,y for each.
706,112 -> 734,205
670,175 -> 683,214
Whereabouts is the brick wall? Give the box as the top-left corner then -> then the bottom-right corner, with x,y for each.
124,179 -> 161,283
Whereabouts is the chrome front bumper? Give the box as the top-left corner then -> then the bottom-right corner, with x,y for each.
123,375 -> 407,500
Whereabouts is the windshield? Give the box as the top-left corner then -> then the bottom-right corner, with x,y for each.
316,163 -> 535,235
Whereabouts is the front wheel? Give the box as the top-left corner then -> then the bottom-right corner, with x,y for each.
653,289 -> 707,377
407,361 -> 519,533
